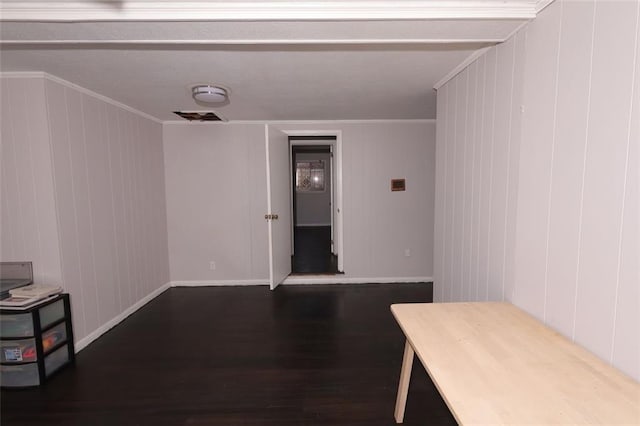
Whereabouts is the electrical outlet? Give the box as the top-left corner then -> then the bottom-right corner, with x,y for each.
404,249 -> 411,257
209,261 -> 216,270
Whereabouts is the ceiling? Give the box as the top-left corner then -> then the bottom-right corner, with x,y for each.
0,1 -> 552,121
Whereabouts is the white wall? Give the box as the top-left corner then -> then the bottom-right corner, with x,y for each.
1,77 -> 63,286
163,123 -> 269,282
295,152 -> 332,226
434,0 -> 640,381
164,121 -> 435,283
433,35 -> 525,304
0,75 -> 170,347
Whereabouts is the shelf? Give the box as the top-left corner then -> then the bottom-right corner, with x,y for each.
0,294 -> 75,388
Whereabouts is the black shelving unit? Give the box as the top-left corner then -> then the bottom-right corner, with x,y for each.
0,294 -> 75,388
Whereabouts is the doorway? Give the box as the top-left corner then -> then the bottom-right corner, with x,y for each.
290,138 -> 339,274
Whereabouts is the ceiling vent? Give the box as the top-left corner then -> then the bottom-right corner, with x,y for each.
173,111 -> 225,122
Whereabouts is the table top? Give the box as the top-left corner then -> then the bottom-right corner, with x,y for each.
391,302 -> 640,425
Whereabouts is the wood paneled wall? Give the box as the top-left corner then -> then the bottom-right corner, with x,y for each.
1,77 -> 63,286
164,121 -> 436,283
434,0 -> 640,380
1,75 -> 170,346
434,33 -> 525,305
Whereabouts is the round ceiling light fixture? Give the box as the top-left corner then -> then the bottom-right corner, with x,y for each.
192,85 -> 228,104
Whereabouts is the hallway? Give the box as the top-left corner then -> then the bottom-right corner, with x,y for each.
292,226 -> 339,274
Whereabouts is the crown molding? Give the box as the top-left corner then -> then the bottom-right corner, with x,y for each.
0,38 -> 503,46
433,46 -> 491,90
535,0 -> 556,13
0,71 -> 162,123
432,5 -> 534,90
163,119 -> 436,125
0,1 -> 539,22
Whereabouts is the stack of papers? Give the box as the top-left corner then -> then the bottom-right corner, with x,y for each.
0,285 -> 63,309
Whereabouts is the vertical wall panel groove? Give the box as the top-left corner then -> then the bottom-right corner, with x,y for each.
434,82 -> 448,302
62,87 -> 88,338
118,110 -> 132,307
22,86 -> 44,272
504,30 -> 526,303
474,55 -> 486,301
440,85 -> 449,302
1,80 -> 18,258
450,79 -> 458,301
454,72 -> 467,301
487,50 -> 499,300
41,83 -> 64,288
80,94 -> 102,326
106,104 -> 119,312
445,80 -> 456,300
8,85 -> 26,257
572,0 -> 598,340
501,38 -> 517,301
464,64 -> 476,301
490,42 -> 513,301
467,62 -> 478,301
542,0 -> 564,321
460,70 -> 469,300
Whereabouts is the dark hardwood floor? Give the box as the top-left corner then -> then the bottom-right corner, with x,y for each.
292,226 -> 339,274
1,284 -> 456,426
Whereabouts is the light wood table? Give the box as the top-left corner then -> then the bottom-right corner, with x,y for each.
391,302 -> 640,425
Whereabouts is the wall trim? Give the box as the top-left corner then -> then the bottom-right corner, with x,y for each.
168,277 -> 432,286
535,0 -> 556,13
170,280 -> 270,287
163,119 -> 437,125
433,46 -> 491,90
501,20 -> 529,46
0,1 -> 538,22
0,71 -> 47,79
0,71 -> 162,123
433,10 -> 534,91
283,276 -> 433,285
74,282 -> 171,352
0,38 -> 507,46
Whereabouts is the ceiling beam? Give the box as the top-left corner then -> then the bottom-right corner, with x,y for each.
0,1 -> 539,22
0,39 -> 502,46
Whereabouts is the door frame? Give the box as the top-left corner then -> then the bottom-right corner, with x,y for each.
283,130 -> 344,273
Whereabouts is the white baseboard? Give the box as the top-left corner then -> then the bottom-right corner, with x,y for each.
74,282 -> 171,352
170,277 -> 432,286
282,276 -> 433,285
170,279 -> 269,287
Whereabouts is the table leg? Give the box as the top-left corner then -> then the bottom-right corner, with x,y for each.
394,339 -> 414,423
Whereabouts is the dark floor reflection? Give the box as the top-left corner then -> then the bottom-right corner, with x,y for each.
292,226 -> 339,274
2,283 -> 456,426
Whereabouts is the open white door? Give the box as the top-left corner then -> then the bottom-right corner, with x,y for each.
265,125 -> 292,290
329,145 -> 336,255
